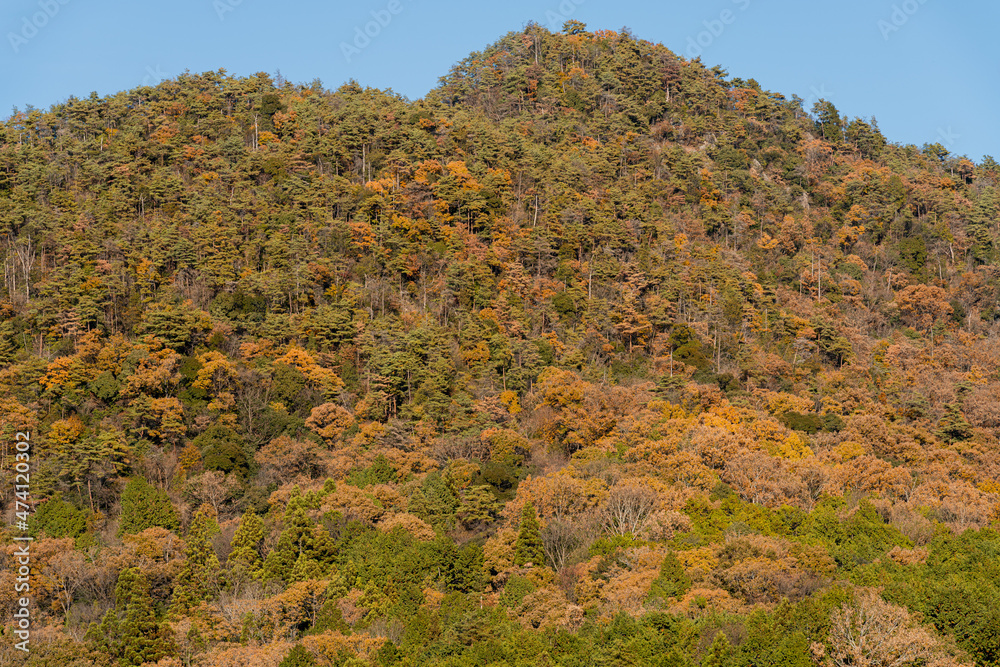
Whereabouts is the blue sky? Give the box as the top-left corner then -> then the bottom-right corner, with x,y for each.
1,0 -> 995,161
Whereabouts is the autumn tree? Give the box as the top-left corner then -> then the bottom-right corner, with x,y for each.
254,434 -> 325,485
600,481 -> 658,536
895,284 -> 952,335
540,517 -> 586,572
829,590 -> 969,667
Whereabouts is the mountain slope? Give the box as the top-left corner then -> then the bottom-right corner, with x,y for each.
0,23 -> 995,667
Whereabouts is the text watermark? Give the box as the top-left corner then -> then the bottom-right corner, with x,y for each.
543,0 -> 586,32
878,0 -> 931,40
685,0 -> 752,60
7,0 -> 71,54
10,431 -> 32,653
213,0 -> 244,21
340,0 -> 407,63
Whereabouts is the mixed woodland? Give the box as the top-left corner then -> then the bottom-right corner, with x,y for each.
2,20 -> 1000,666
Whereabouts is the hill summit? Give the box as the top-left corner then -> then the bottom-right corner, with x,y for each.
0,22 -> 996,667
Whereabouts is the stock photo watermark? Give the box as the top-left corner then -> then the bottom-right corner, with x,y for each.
804,84 -> 834,109
7,0 -> 71,54
213,0 -> 244,22
543,0 -> 586,32
877,0 -> 930,40
141,65 -> 170,87
340,0 -> 407,63
936,126 -> 959,150
685,0 -> 752,60
9,431 -> 32,653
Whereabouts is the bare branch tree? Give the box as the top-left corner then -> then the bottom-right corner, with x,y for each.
4,236 -> 35,303
542,517 -> 584,571
829,589 -> 969,667
600,482 -> 657,537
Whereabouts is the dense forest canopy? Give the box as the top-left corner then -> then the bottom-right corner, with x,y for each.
1,20 -> 999,666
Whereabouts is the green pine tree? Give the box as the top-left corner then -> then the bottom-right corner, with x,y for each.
408,471 -> 459,529
118,477 -> 180,537
457,485 -> 500,528
228,510 -> 265,581
936,402 -> 973,443
701,631 -> 734,667
170,506 -> 222,614
279,644 -> 318,666
118,477 -> 179,537
29,495 -> 88,539
514,501 -> 545,567
188,622 -> 208,654
648,551 -> 692,602
0,318 -> 20,365
88,568 -> 175,666
968,186 -> 999,263
262,488 -> 334,582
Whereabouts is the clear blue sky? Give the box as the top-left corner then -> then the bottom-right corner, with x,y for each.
2,0 -> 995,161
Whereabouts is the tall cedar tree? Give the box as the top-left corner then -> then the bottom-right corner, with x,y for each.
228,510 -> 266,580
514,501 -> 545,566
262,489 -> 336,582
118,477 -> 179,536
88,568 -> 175,666
648,551 -> 692,602
170,506 -> 223,614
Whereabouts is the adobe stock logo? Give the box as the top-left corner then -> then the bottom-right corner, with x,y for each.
877,0 -> 930,40
340,0 -> 407,63
544,0 -> 586,31
141,65 -> 170,87
936,126 -> 959,151
213,0 -> 244,22
7,0 -> 72,54
685,0 -> 751,60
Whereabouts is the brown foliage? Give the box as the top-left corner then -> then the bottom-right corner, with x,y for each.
0,538 -> 77,621
506,471 -> 604,525
186,470 -> 241,516
828,589 -> 970,667
712,535 -> 826,605
300,630 -> 386,664
962,383 -> 1000,428
107,527 -> 186,604
305,402 -> 354,444
894,284 -> 952,333
532,368 -> 651,455
641,510 -> 693,542
722,451 -> 807,508
513,586 -> 584,630
541,515 -> 595,571
378,513 -> 436,541
195,641 -> 292,667
323,483 -> 402,525
822,455 -> 912,501
254,435 -> 326,485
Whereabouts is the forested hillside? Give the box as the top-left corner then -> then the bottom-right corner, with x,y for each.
2,21 -> 999,666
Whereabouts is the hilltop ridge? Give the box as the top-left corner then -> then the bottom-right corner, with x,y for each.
0,22 -> 996,667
